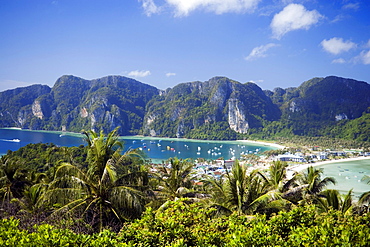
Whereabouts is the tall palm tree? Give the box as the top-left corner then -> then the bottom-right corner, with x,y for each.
45,128 -> 147,232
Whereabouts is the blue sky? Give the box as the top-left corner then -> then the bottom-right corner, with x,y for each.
1,0 -> 369,92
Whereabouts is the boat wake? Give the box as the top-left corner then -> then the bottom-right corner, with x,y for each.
0,139 -> 20,142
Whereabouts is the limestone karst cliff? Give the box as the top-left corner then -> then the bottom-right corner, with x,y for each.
142,77 -> 281,139
0,75 -> 369,141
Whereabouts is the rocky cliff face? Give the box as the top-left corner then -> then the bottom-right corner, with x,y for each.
0,75 -> 369,140
228,99 -> 249,134
32,100 -> 44,119
0,84 -> 51,128
0,75 -> 159,135
269,76 -> 370,121
143,77 -> 280,138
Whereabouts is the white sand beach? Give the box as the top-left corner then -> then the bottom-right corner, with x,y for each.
239,140 -> 286,149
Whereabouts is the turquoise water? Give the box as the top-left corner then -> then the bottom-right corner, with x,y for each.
1,128 -> 369,196
0,128 -> 274,162
316,159 -> 370,198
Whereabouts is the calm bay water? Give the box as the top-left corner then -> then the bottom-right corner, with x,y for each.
317,159 -> 370,198
1,128 -> 369,196
0,128 -> 274,162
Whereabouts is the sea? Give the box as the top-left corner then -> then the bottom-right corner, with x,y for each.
1,128 -> 369,197
316,159 -> 370,199
0,128 -> 274,163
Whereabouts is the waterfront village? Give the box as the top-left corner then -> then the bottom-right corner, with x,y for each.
149,145 -> 370,181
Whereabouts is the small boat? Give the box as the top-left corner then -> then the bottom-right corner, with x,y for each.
1,138 -> 20,142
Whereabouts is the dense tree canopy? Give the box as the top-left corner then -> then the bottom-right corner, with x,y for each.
0,129 -> 370,246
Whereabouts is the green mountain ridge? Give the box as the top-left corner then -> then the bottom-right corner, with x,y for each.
0,75 -> 369,141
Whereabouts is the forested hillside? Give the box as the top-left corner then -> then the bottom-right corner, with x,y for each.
0,75 -> 369,141
0,75 -> 160,135
142,77 -> 280,139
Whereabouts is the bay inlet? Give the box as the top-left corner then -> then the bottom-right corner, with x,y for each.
0,128 -> 275,162
1,128 -> 369,197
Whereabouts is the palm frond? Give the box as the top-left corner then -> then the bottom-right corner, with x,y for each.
359,191 -> 370,205
342,189 -> 353,214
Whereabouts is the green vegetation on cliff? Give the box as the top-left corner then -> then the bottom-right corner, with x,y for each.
0,75 -> 369,142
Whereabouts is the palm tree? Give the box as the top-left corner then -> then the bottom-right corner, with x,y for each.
205,160 -> 268,215
152,157 -> 195,202
249,161 -> 298,214
264,161 -> 289,190
359,175 -> 370,207
296,166 -> 336,205
315,189 -> 353,214
45,128 -> 147,232
0,156 -> 31,207
14,169 -> 50,214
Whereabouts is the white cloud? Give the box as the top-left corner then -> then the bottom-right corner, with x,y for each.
366,39 -> 370,48
321,37 -> 356,55
332,58 -> 346,64
165,72 -> 176,77
331,14 -> 346,23
355,50 -> 370,65
140,0 -> 161,16
249,79 -> 264,84
245,43 -> 279,61
270,4 -> 323,39
145,0 -> 261,17
128,70 -> 151,78
342,2 -> 360,11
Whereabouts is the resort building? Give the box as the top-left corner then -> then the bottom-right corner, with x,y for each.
274,154 -> 306,163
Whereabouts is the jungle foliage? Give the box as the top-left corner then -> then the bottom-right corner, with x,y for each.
1,129 -> 370,246
1,201 -> 370,246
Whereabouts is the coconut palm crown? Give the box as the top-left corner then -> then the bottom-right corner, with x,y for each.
46,128 -> 147,232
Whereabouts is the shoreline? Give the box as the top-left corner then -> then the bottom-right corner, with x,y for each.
289,156 -> 370,173
1,128 -> 284,149
238,139 -> 285,149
